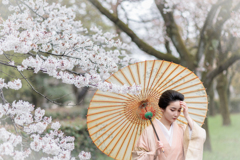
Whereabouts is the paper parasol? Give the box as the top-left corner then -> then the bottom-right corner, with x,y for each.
87,60 -> 208,160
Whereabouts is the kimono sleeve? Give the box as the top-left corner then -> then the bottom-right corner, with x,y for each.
183,121 -> 206,160
132,127 -> 157,160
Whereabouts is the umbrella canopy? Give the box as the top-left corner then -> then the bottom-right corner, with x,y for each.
87,60 -> 208,160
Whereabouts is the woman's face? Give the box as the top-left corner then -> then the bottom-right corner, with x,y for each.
161,100 -> 182,123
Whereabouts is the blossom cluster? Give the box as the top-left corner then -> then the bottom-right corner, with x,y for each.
0,100 -> 90,160
0,78 -> 22,90
225,10 -> 240,37
0,128 -> 30,159
0,0 -> 140,95
15,55 -> 140,94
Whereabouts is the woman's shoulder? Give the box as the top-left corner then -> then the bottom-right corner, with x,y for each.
138,125 -> 156,139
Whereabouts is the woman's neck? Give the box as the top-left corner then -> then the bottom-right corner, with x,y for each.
160,117 -> 172,130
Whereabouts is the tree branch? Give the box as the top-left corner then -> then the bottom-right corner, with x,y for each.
154,0 -> 192,65
0,89 -> 8,104
18,71 -> 62,105
196,0 -> 234,64
88,0 -> 180,63
18,0 -> 46,20
203,53 -> 240,89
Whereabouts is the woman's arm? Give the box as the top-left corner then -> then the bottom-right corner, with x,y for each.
180,101 -> 193,130
132,128 -> 160,160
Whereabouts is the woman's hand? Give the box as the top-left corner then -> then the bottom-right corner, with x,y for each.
180,101 -> 193,130
180,101 -> 188,118
157,141 -> 164,152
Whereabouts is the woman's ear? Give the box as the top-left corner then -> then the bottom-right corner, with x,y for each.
160,108 -> 164,113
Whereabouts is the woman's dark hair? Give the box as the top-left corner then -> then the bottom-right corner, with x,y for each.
158,90 -> 184,109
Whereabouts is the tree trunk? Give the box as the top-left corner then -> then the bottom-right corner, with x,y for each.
72,85 -> 89,106
216,73 -> 231,126
77,86 -> 89,105
208,83 -> 216,116
202,116 -> 212,151
201,77 -> 212,151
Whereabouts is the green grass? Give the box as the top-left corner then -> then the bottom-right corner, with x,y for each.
203,114 -> 240,160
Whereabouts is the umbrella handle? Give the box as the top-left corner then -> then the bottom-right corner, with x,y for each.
148,116 -> 165,153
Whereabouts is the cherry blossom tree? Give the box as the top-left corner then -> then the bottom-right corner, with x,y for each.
88,0 -> 240,151
0,0 -> 141,159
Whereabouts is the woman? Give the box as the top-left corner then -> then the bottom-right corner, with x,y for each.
132,90 -> 206,160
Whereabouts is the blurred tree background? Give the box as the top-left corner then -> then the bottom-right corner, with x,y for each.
1,0 -> 240,159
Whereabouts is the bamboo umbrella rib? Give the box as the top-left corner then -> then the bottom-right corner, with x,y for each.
88,112 -> 123,130
104,80 -> 135,99
102,120 -> 132,152
103,82 -> 135,100
161,77 -> 198,92
188,112 -> 206,117
146,60 -> 156,96
128,66 -> 137,85
180,110 -> 206,117
87,110 -> 121,123
108,121 -> 134,156
90,114 -> 123,136
90,100 -> 126,103
114,122 -> 135,159
156,77 -> 193,97
188,106 -> 208,110
175,82 -> 202,92
176,118 -> 188,125
137,62 -> 141,85
90,115 -> 125,138
179,115 -> 203,124
148,60 -> 164,94
136,62 -> 144,100
131,122 -> 140,155
95,119 -> 128,147
103,91 -> 131,99
158,68 -> 192,93
156,64 -> 179,91
106,80 -> 139,104
127,65 -> 143,101
184,95 -> 207,99
87,108 -> 123,116
143,61 -> 147,97
181,88 -> 205,94
125,95 -> 142,104
120,69 -> 131,86
89,104 -> 124,109
151,62 -> 172,92
184,101 -> 208,104
94,93 -> 128,101
122,122 -> 137,160
88,104 -> 140,134
112,74 -> 124,85
100,110 -> 137,150
128,106 -> 151,126
157,67 -> 185,92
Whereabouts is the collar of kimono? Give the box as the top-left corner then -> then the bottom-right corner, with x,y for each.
152,119 -> 181,157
